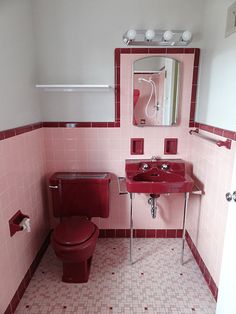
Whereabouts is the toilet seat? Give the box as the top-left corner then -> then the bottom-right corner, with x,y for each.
53,217 -> 97,246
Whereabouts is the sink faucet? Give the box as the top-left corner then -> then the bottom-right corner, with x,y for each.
151,155 -> 160,161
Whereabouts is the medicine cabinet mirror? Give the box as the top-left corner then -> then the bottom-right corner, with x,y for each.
132,56 -> 180,126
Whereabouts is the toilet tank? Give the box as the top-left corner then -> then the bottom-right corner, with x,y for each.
49,172 -> 111,218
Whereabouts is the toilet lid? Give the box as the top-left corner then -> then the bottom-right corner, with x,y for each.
53,218 -> 97,246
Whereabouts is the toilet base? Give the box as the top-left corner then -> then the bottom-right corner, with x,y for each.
62,256 -> 93,283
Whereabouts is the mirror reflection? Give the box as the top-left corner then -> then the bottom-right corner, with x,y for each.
133,56 -> 180,126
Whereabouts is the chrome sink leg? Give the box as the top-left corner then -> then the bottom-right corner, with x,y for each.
130,193 -> 134,264
181,192 -> 189,265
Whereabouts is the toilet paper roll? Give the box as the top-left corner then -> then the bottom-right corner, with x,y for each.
19,218 -> 31,232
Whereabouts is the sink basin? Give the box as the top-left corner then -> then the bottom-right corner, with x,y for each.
125,159 -> 194,194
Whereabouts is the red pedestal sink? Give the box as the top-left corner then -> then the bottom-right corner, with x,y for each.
125,159 -> 194,194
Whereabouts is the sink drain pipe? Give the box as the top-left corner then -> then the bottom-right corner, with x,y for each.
148,194 -> 160,218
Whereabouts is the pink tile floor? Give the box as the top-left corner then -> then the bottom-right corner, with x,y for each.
15,239 -> 216,314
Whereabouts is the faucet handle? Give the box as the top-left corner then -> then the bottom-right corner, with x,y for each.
141,163 -> 150,171
161,163 -> 169,171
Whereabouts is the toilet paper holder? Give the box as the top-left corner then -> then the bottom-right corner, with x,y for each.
9,210 -> 30,237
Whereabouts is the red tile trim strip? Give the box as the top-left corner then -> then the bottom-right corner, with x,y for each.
42,122 -> 120,128
0,122 -> 43,142
186,231 -> 218,301
4,232 -> 51,314
190,122 -> 235,140
0,120 -> 122,142
98,229 -> 183,238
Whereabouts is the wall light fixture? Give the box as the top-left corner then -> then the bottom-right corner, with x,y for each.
123,29 -> 192,46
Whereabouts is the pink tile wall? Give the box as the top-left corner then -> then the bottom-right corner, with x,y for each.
44,53 -> 195,230
186,131 -> 236,285
0,129 -> 49,313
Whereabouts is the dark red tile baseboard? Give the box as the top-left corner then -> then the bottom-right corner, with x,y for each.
186,231 -> 218,301
4,232 -> 51,314
99,229 -> 183,238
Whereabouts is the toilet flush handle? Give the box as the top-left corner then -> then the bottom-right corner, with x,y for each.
49,185 -> 59,189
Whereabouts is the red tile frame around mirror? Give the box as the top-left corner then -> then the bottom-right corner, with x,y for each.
115,47 -> 236,140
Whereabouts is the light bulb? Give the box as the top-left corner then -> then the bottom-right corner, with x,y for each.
126,29 -> 136,40
145,29 -> 155,41
182,30 -> 192,42
163,30 -> 174,41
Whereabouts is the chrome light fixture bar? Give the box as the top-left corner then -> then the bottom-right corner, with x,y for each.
123,29 -> 192,46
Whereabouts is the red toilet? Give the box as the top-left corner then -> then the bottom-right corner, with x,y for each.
49,172 -> 110,283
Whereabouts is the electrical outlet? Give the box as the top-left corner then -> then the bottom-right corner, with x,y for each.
225,1 -> 236,37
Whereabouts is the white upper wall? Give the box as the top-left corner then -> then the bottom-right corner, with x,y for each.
196,0 -> 236,131
32,0 -> 206,121
0,0 -> 41,131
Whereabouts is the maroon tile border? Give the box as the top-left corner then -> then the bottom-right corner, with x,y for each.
186,231 -> 218,301
0,122 -> 42,142
4,232 -> 51,314
0,120 -> 122,142
190,122 -> 236,141
42,121 -> 120,128
188,49 -> 200,124
98,229 -> 183,239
